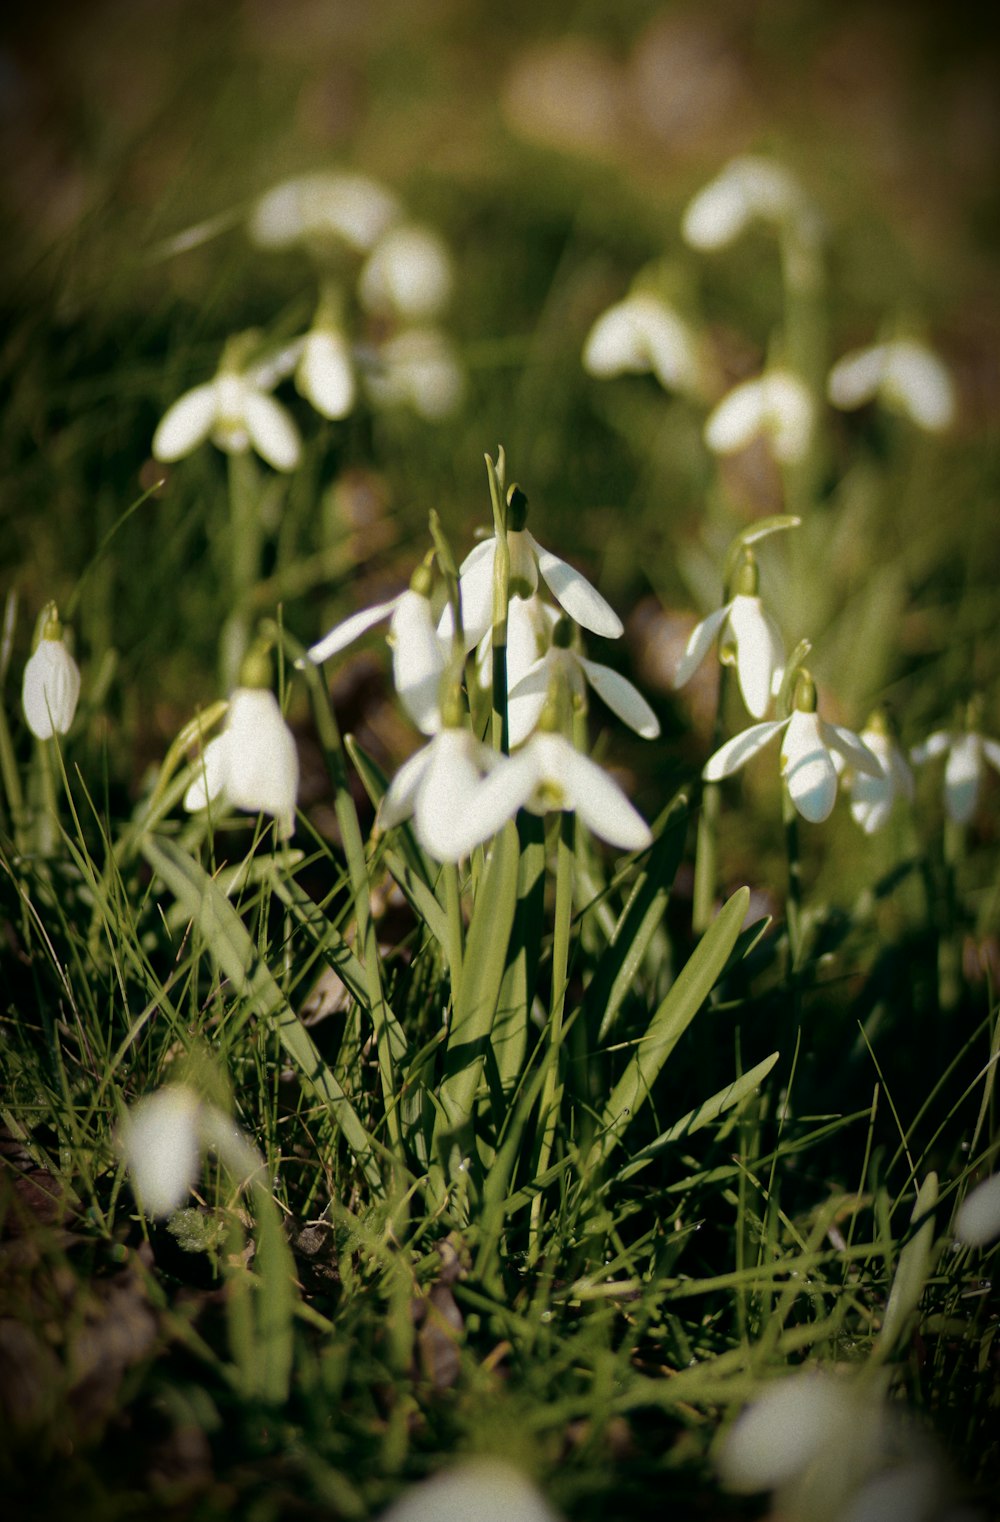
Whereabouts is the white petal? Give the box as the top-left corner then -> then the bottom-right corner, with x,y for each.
119,1087 -> 202,1218
582,299 -> 650,377
506,595 -> 554,688
954,1173 -> 1000,1248
247,339 -> 305,391
717,1372 -> 855,1493
681,172 -> 752,250
358,224 -> 453,320
705,378 -> 767,455
412,732 -> 491,861
442,537 -> 496,651
911,730 -> 952,766
850,789 -> 893,836
673,604 -> 732,690
506,658 -> 553,748
556,739 -> 652,851
22,638 -> 81,739
883,341 -> 955,432
378,743 -> 435,832
390,592 -> 447,736
378,1458 -> 560,1522
249,177 -> 311,247
152,382 -> 218,461
183,733 -> 230,811
530,533 -> 623,639
763,373 -> 814,463
304,171 -> 401,252
640,299 -> 700,392
703,720 -> 786,781
297,331 -> 355,420
305,596 -> 403,665
727,596 -> 784,719
242,391 -> 301,471
781,710 -> 837,822
224,689 -> 299,837
944,733 -> 982,824
579,657 -> 660,738
827,345 -> 888,410
823,722 -> 883,779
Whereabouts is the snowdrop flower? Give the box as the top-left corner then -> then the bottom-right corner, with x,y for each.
249,171 -> 400,253
836,711 -> 914,834
378,719 -> 508,863
682,155 -> 816,251
22,605 -> 81,740
363,328 -> 465,420
954,1173 -> 1000,1248
828,339 -> 956,433
673,552 -> 784,720
378,1458 -> 561,1522
301,564 -> 446,735
911,718 -> 1000,826
119,1084 -> 262,1218
705,369 -> 814,464
507,616 -> 659,747
359,224 -> 454,320
184,680 -> 299,840
294,326 -> 355,421
704,672 -> 881,823
582,291 -> 701,396
153,338 -> 302,471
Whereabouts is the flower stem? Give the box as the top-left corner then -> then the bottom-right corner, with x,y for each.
529,809 -> 575,1262
0,701 -> 28,855
938,816 -> 963,1012
782,784 -> 803,973
444,861 -> 464,1006
485,451 -> 510,754
693,664 -> 731,933
221,451 -> 261,691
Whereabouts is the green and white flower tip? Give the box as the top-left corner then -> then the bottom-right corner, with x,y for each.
377,712 -> 506,863
705,369 -> 814,464
828,338 -> 956,434
152,336 -> 302,471
703,671 -> 882,823
22,604 -> 81,740
377,1458 -> 561,1522
299,562 -> 447,737
119,1084 -> 262,1218
363,327 -> 465,421
359,224 -> 454,321
911,706 -> 1000,826
674,551 -> 785,720
836,710 -> 914,835
248,170 -> 401,254
954,1172 -> 1000,1248
681,155 -> 817,252
582,291 -> 702,396
184,653 -> 299,840
508,615 -> 660,747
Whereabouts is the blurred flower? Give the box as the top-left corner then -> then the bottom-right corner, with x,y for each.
828,339 -> 956,433
954,1173 -> 1000,1248
911,725 -> 1000,825
22,607 -> 81,740
507,618 -> 659,747
295,326 -> 355,421
153,344 -> 302,471
363,328 -> 465,420
837,714 -> 914,834
378,1458 -> 561,1522
119,1084 -> 262,1218
704,674 -> 880,823
674,557 -> 784,720
359,224 -> 454,321
582,291 -> 701,395
184,687 -> 299,839
378,725 -> 507,862
248,171 -> 400,253
682,155 -> 816,250
705,369 -> 814,464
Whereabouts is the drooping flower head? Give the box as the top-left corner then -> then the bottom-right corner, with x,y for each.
910,700 -> 1000,826
377,1458 -> 561,1522
828,337 -> 956,433
836,709 -> 914,835
954,1172 -> 1000,1248
358,224 -> 454,321
582,290 -> 702,397
22,603 -> 81,740
682,156 -> 818,252
119,1084 -> 262,1218
363,327 -> 465,420
248,171 -> 401,255
674,547 -> 786,720
507,614 -> 660,747
705,369 -> 814,465
153,332 -> 302,471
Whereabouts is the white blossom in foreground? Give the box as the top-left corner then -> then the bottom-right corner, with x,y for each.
705,370 -> 814,464
911,726 -> 1000,826
682,156 -> 816,251
363,328 -> 465,420
153,347 -> 302,471
837,715 -> 914,835
22,609 -> 81,740
704,676 -> 881,823
249,171 -> 400,253
119,1084 -> 262,1218
954,1173 -> 1000,1248
359,224 -> 454,320
582,291 -> 701,395
828,339 -> 956,433
377,726 -> 508,863
184,687 -> 299,839
507,620 -> 659,747
301,575 -> 446,736
378,1458 -> 561,1522
674,556 -> 785,720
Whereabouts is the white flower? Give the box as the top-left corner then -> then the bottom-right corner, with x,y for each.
248,171 -> 400,253
119,1085 -> 262,1218
704,691 -> 882,823
469,730 -> 653,852
674,593 -> 784,720
582,292 -> 701,395
295,327 -> 355,420
359,224 -> 453,320
828,339 -> 956,433
507,631 -> 660,747
184,687 -> 299,839
682,156 -> 816,251
22,620 -> 81,739
302,585 -> 446,736
363,328 -> 465,420
378,1459 -> 561,1522
378,727 -> 506,863
954,1173 -> 1000,1248
837,719 -> 914,835
153,351 -> 302,471
911,729 -> 1000,826
705,370 -> 814,464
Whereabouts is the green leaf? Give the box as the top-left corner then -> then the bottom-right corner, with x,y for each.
876,1171 -> 939,1358
492,810 -> 546,1104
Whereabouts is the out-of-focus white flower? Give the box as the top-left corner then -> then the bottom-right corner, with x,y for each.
119,1084 -> 262,1218
507,619 -> 659,747
359,224 -> 454,320
378,726 -> 507,862
911,727 -> 1000,826
153,346 -> 302,471
22,608 -> 81,740
295,327 -> 355,420
184,687 -> 299,839
718,1371 -> 867,1496
836,714 -> 914,834
828,339 -> 956,433
582,291 -> 701,395
682,156 -> 815,251
954,1173 -> 1000,1248
705,370 -> 814,464
249,171 -> 400,253
674,555 -> 785,720
301,575 -> 446,736
378,1458 -> 561,1522
363,328 -> 465,420
704,675 -> 881,823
